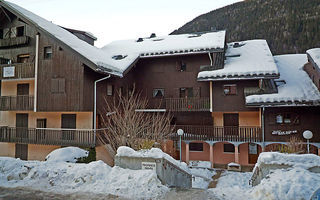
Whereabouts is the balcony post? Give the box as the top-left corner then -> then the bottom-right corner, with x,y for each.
185,141 -> 190,164
234,143 -> 239,164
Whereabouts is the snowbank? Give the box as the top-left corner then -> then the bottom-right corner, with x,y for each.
45,147 -> 88,163
116,146 -> 190,172
0,157 -> 168,199
190,168 -> 216,189
256,152 -> 320,169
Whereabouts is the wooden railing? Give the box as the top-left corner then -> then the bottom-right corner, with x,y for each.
0,127 -> 100,147
0,36 -> 30,48
164,98 -> 210,112
0,95 -> 34,111
170,125 -> 262,142
0,62 -> 35,80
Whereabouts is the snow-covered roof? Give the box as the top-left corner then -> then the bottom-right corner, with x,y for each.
101,31 -> 226,73
3,1 -> 123,76
307,48 -> 320,69
198,40 -> 279,81
246,54 -> 320,106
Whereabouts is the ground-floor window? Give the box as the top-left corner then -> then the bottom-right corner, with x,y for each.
224,144 -> 235,153
189,143 -> 203,151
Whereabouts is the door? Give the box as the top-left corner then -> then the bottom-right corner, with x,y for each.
15,113 -> 28,160
15,144 -> 28,160
248,143 -> 259,164
61,114 -> 76,140
17,83 -> 29,110
223,113 -> 239,135
36,119 -> 47,141
16,113 -> 28,138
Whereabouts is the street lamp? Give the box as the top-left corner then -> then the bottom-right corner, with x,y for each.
303,130 -> 313,154
177,129 -> 184,162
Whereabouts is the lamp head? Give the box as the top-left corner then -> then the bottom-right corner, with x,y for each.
177,129 -> 184,136
303,130 -> 313,140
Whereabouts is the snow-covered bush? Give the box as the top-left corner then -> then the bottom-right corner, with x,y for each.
45,147 -> 89,163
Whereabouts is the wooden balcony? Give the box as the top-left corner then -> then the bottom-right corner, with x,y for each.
0,62 -> 35,80
0,36 -> 30,48
0,127 -> 100,147
147,98 -> 210,112
0,95 -> 34,111
170,125 -> 262,142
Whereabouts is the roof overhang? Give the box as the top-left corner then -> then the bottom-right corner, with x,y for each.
197,73 -> 280,82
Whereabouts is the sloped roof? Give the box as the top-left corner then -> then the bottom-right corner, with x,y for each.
307,48 -> 320,69
198,40 -> 279,80
246,54 -> 320,106
2,1 -> 123,76
101,31 -> 226,74
1,1 -> 226,77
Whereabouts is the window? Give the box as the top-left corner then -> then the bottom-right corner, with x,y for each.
276,114 -> 283,124
224,144 -> 235,153
283,114 -> 291,124
107,84 -> 113,96
44,46 -> 52,59
16,26 -> 24,37
0,57 -> 10,64
223,84 -> 237,95
180,87 -> 193,98
177,61 -> 187,71
189,143 -> 203,151
153,88 -> 164,98
17,54 -> 30,63
276,113 -> 297,124
0,29 -> 3,39
51,78 -> 65,93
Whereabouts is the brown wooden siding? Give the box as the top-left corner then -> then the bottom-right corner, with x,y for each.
304,62 -> 320,91
264,107 -> 320,142
212,80 -> 259,112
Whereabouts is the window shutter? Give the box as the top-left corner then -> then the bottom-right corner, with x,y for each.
58,78 -> 65,93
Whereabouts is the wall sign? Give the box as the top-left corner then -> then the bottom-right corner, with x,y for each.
141,162 -> 156,171
249,143 -> 258,154
271,130 -> 297,136
3,66 -> 15,77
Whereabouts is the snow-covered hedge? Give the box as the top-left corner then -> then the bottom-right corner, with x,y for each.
45,147 -> 89,163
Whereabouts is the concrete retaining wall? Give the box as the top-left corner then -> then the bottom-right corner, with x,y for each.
115,156 -> 192,188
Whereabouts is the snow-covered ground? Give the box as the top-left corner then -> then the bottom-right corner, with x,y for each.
0,148 -> 319,200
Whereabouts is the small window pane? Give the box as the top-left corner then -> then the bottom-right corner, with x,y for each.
276,115 -> 283,124
224,144 -> 235,153
16,26 -> 24,37
189,143 -> 203,151
107,84 -> 113,96
44,46 -> 52,59
153,88 -> 164,98
223,85 -> 237,95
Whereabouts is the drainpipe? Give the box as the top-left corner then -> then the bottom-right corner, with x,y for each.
33,34 -> 40,112
261,106 -> 265,148
93,75 -> 111,143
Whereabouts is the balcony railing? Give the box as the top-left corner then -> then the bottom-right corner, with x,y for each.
147,98 -> 210,112
0,36 -> 30,48
0,95 -> 34,111
0,127 -> 101,147
0,62 -> 35,80
170,125 -> 262,142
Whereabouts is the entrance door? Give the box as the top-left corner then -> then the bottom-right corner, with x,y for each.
15,144 -> 28,160
61,114 -> 76,140
16,113 -> 28,138
17,83 -> 29,110
15,113 -> 28,160
248,143 -> 259,164
223,113 -> 239,135
36,118 -> 47,141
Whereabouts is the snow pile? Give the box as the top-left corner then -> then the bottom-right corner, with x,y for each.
256,152 -> 320,169
116,146 -> 190,173
307,48 -> 320,68
45,147 -> 88,163
189,160 -> 212,168
190,167 -> 216,189
209,171 -> 252,200
246,54 -> 320,105
198,40 -> 279,80
0,157 -> 168,199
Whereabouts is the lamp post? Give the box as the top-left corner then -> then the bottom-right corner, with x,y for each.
303,130 -> 313,154
177,129 -> 184,162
